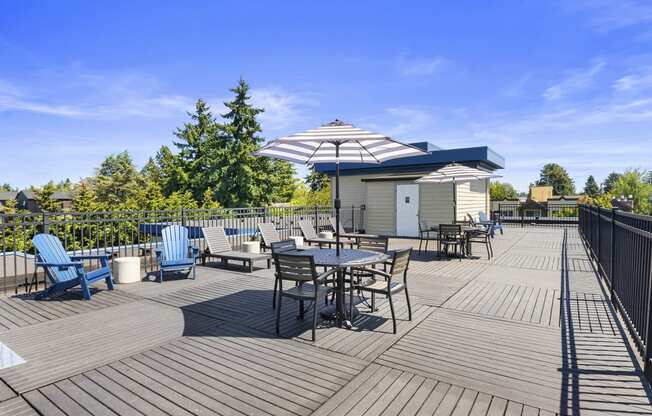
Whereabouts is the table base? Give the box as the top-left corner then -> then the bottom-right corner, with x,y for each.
320,304 -> 360,327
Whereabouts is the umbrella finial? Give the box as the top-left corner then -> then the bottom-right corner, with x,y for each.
324,119 -> 349,127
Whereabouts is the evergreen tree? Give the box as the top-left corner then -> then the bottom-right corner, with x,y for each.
536,163 -> 575,195
584,175 -> 599,197
35,182 -> 59,212
216,78 -> 295,207
602,172 -> 621,193
164,191 -> 198,210
0,198 -> 17,214
94,151 -> 142,205
172,99 -> 220,200
72,182 -> 100,212
201,187 -> 221,208
305,170 -> 329,192
155,145 -> 188,196
0,183 -> 17,192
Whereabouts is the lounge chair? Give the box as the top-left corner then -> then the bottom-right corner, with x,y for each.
328,216 -> 378,240
201,226 -> 271,272
156,225 -> 199,283
298,219 -> 354,248
32,233 -> 114,300
258,222 -> 282,251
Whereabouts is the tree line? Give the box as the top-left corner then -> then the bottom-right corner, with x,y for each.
490,163 -> 652,215
0,79 -> 330,216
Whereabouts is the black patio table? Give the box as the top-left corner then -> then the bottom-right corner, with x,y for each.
430,225 -> 485,256
285,248 -> 390,328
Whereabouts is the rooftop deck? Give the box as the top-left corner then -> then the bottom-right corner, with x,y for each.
0,227 -> 649,415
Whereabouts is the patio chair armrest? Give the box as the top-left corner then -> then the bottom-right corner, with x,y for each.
353,267 -> 391,280
70,253 -> 111,267
189,246 -> 200,258
316,268 -> 338,283
154,248 -> 163,260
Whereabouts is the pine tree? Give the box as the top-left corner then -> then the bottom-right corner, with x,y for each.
536,163 -> 575,195
602,172 -> 621,193
584,176 -> 599,197
35,182 -> 59,212
94,151 -> 142,205
72,182 -> 100,212
201,187 -> 221,208
217,78 -> 295,207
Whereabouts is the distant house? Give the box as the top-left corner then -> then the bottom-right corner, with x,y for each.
16,190 -> 73,212
492,186 -> 580,219
0,192 -> 18,208
314,142 -> 505,236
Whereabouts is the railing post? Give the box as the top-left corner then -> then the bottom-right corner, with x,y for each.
314,205 -> 318,229
609,208 -> 616,302
42,212 -> 49,234
596,206 -> 601,264
351,205 -> 355,233
645,255 -> 652,379
520,207 -> 524,228
181,208 -> 186,226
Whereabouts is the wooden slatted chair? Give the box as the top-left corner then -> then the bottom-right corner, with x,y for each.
273,253 -> 336,341
351,248 -> 412,334
298,219 -> 354,248
32,233 -> 114,300
418,220 -> 439,253
156,225 -> 199,283
202,226 -> 271,272
439,224 -> 464,260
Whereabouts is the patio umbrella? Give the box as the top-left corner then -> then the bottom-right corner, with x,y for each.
254,119 -> 427,255
416,163 -> 500,223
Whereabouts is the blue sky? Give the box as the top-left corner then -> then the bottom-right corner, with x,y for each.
1,0 -> 651,192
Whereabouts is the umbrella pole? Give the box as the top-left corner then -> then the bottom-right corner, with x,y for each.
335,142 -> 341,256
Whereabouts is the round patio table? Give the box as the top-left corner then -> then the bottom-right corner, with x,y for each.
286,248 -> 390,328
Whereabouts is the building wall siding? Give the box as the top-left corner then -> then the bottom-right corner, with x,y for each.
418,182 -> 455,228
365,182 -> 396,235
456,179 -> 489,221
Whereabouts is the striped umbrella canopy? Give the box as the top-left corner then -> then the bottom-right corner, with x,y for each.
254,119 -> 426,164
416,163 -> 500,183
416,164 -> 500,223
254,119 -> 427,257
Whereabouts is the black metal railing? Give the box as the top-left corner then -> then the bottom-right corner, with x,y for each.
0,205 -> 366,295
495,203 -> 578,227
579,205 -> 652,379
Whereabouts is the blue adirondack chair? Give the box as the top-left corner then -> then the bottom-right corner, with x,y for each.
155,225 -> 199,283
32,234 -> 114,300
479,211 -> 504,237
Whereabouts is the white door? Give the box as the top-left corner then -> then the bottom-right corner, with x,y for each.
396,184 -> 419,236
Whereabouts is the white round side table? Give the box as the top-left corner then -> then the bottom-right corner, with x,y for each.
114,257 -> 141,284
242,241 -> 260,253
319,231 -> 334,240
289,236 -> 304,247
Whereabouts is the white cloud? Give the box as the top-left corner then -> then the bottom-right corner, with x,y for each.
562,0 -> 652,33
397,54 -> 447,76
542,59 -> 605,100
382,107 -> 434,137
613,67 -> 652,91
250,87 -> 319,131
0,70 -> 194,119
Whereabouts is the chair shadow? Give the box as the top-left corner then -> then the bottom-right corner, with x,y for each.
178,287 -> 388,340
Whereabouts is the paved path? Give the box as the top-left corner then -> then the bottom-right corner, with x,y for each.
0,226 -> 649,415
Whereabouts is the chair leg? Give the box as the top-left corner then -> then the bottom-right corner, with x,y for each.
418,237 -> 423,254
159,269 -> 163,283
349,283 -> 354,321
192,265 -> 196,279
312,296 -> 318,342
404,287 -> 412,321
272,277 -> 278,309
371,292 -> 375,312
388,292 -> 397,334
299,299 -> 305,319
105,275 -> 115,290
276,289 -> 283,335
80,279 -> 92,301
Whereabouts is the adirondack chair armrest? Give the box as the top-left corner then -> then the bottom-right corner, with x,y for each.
36,261 -> 85,273
155,248 -> 163,260
70,254 -> 111,267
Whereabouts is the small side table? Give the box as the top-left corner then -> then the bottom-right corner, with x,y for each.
289,236 -> 304,247
319,231 -> 334,240
114,257 -> 141,284
242,241 -> 260,253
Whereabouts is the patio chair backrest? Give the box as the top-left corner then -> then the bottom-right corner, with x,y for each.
479,211 -> 490,222
466,213 -> 477,226
357,236 -> 388,253
328,216 -> 346,234
298,220 -> 319,240
439,224 -> 461,238
271,239 -> 297,254
390,248 -> 411,278
162,225 -> 191,260
202,226 -> 232,254
258,223 -> 281,246
32,233 -> 76,283
273,253 -> 317,283
418,220 -> 429,233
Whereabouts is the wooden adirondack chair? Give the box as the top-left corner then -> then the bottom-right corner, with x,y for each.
32,234 -> 114,300
155,225 -> 199,283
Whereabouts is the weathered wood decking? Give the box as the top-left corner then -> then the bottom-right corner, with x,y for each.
0,227 -> 649,415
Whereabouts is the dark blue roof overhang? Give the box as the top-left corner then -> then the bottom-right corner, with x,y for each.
313,142 -> 505,176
